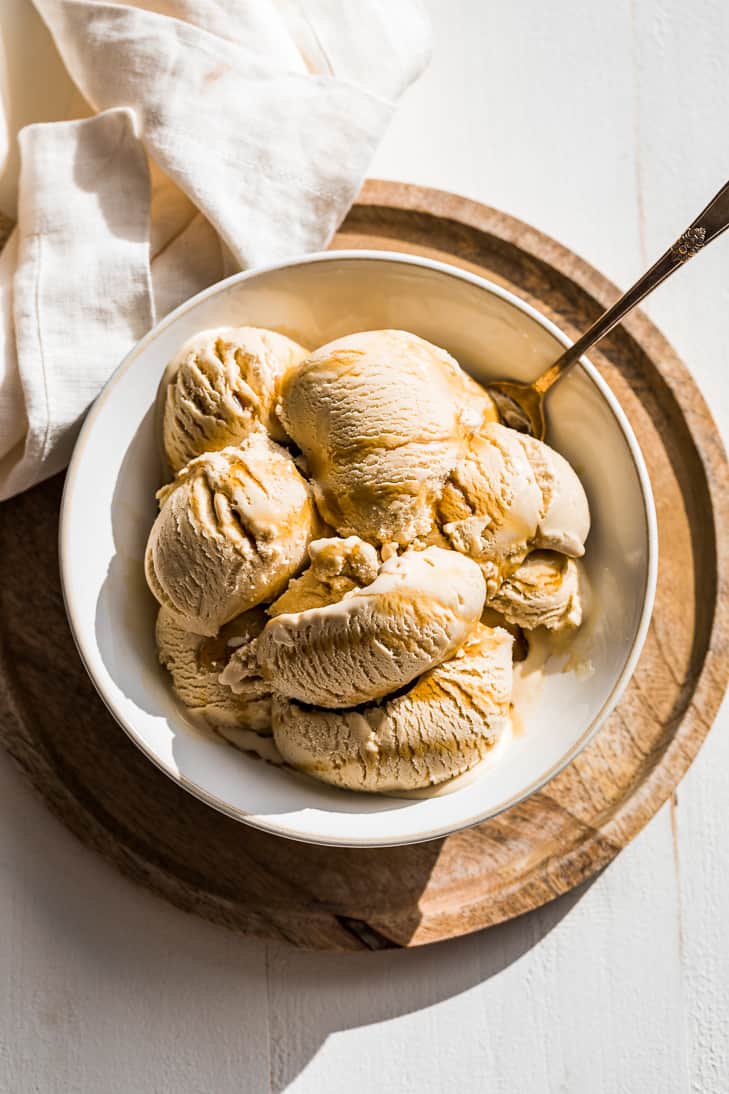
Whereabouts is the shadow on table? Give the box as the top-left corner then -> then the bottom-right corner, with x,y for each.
264,876 -> 594,1092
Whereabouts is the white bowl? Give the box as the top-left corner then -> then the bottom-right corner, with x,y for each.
60,251 -> 657,848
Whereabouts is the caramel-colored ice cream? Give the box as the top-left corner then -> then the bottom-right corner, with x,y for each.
277,330 -> 497,546
272,624 -> 513,792
257,546 -> 486,708
439,422 -> 589,594
162,326 -> 307,472
489,552 -> 582,631
145,433 -> 316,635
156,607 -> 271,731
267,536 -> 380,617
517,432 -> 591,556
149,323 -> 591,796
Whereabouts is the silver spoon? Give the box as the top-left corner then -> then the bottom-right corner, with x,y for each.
487,178 -> 729,439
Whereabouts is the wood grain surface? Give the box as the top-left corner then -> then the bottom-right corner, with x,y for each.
0,180 -> 727,952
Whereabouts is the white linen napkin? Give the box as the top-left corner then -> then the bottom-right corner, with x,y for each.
0,0 -> 430,500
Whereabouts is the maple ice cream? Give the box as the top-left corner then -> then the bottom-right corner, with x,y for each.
146,324 -> 592,794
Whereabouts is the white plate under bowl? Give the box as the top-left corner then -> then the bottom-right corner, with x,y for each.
60,251 -> 657,848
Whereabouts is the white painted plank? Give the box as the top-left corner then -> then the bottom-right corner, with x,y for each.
627,0 -> 729,426
0,754 -> 271,1094
626,3 -> 729,1090
267,814 -> 687,1094
372,0 -> 644,286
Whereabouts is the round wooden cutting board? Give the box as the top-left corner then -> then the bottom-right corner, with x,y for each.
1,181 -> 727,951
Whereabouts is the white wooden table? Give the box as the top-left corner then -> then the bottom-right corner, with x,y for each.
2,2 -> 728,1090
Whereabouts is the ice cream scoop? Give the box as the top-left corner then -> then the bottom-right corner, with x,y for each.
156,607 -> 271,731
258,545 -> 486,708
489,552 -> 583,631
277,329 -> 497,546
267,535 -> 380,617
272,623 -> 513,792
162,326 -> 307,472
439,422 -> 589,593
145,434 -> 316,635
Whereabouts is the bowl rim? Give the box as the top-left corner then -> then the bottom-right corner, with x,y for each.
59,248 -> 658,848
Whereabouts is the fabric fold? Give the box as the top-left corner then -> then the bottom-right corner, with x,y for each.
0,0 -> 430,500
33,0 -> 395,266
2,109 -> 152,498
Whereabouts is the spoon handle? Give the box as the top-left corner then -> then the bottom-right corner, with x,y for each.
534,178 -> 729,395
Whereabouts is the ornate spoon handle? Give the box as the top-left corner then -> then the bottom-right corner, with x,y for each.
534,179 -> 729,395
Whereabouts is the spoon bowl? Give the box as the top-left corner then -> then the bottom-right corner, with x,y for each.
486,378 -> 547,439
